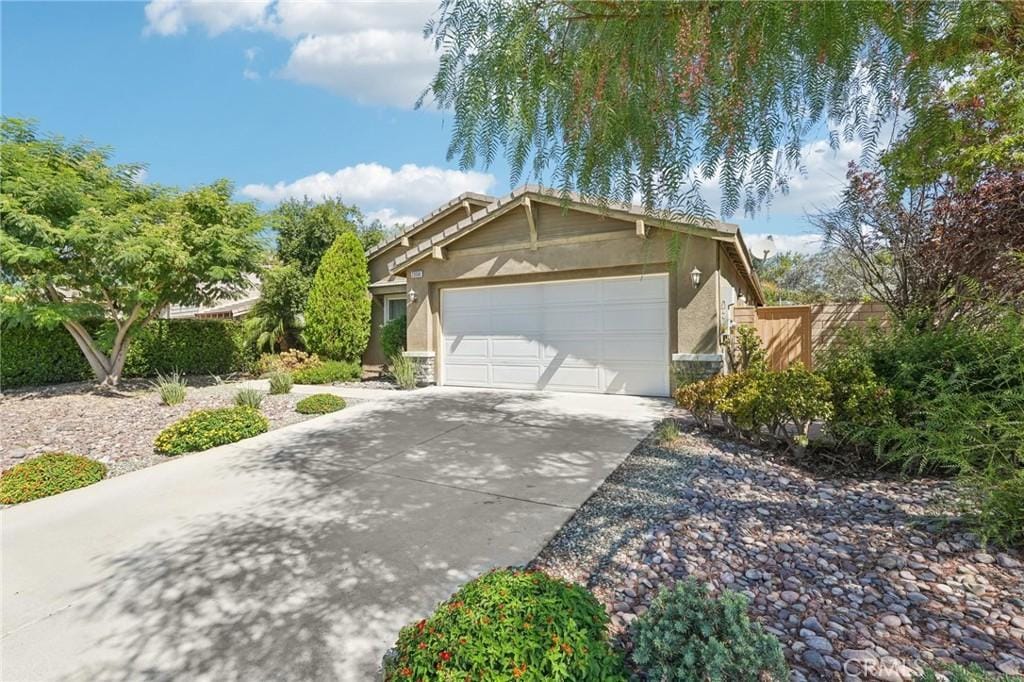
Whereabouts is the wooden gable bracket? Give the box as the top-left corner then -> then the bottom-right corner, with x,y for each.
432,245 -> 446,261
523,197 -> 538,250
636,219 -> 647,239
400,236 -> 411,247
461,200 -> 473,218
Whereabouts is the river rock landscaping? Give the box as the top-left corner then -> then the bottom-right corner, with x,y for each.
532,417 -> 1024,681
0,380 -> 338,477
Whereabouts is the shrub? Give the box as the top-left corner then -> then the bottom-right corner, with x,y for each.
967,469 -> 1024,547
152,370 -> 187,406
267,371 -> 293,395
917,663 -> 1016,681
675,373 -> 735,429
631,579 -> 788,682
0,453 -> 107,504
292,359 -> 362,385
726,324 -> 768,372
255,349 -> 321,375
816,333 -> 896,449
295,393 -> 347,414
0,319 -> 250,389
384,568 -> 625,681
154,407 -> 269,455
304,231 -> 371,361
389,353 -> 417,390
381,315 -> 406,360
234,388 -> 264,409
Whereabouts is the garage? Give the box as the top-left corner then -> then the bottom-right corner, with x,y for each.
440,274 -> 670,396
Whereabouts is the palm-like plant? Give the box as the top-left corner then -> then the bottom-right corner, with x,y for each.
244,263 -> 309,353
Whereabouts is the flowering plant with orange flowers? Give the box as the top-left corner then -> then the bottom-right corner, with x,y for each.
383,568 -> 625,681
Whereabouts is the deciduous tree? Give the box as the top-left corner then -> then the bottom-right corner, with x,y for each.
0,118 -> 264,386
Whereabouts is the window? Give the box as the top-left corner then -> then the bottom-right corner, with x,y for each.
384,296 -> 407,322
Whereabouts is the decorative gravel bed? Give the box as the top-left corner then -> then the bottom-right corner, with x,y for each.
0,379 -> 357,477
532,417 -> 1024,680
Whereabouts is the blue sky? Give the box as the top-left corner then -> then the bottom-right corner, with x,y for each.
2,0 -> 854,253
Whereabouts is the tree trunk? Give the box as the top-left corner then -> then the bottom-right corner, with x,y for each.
61,321 -> 133,387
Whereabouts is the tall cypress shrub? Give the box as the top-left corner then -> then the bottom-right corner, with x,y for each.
303,231 -> 371,361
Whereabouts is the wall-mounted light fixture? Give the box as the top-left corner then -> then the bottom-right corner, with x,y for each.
690,267 -> 702,288
408,290 -> 417,303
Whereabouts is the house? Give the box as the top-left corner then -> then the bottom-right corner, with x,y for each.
163,275 -> 261,320
363,186 -> 765,397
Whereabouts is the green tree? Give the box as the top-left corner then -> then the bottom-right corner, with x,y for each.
0,118 -> 264,386
303,231 -> 370,361
269,197 -> 382,277
424,1 -> 1019,214
244,262 -> 309,353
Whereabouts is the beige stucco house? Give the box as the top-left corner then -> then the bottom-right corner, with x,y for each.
363,186 -> 764,397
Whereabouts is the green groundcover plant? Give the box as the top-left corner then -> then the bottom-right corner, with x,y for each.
154,407 -> 269,455
384,568 -> 626,681
631,579 -> 788,682
0,453 -> 107,504
917,663 -> 1016,681
295,394 -> 346,415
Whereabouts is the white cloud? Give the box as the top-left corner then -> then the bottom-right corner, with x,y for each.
746,233 -> 823,257
144,0 -> 438,107
281,31 -> 437,107
365,208 -> 420,228
143,0 -> 271,36
241,163 -> 495,226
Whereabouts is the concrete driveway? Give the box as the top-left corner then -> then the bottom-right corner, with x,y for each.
2,387 -> 666,681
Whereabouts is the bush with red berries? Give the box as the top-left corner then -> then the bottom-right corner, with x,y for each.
383,568 -> 625,681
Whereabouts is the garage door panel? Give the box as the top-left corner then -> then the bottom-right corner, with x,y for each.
490,310 -> 542,334
442,275 -> 669,396
443,311 -> 490,334
541,337 -> 603,362
543,280 -> 594,305
542,365 -> 602,391
601,302 -> 666,332
603,336 -> 663,362
602,365 -> 666,396
490,337 -> 541,360
444,363 -> 491,385
446,336 -> 489,358
543,308 -> 602,333
491,364 -> 542,387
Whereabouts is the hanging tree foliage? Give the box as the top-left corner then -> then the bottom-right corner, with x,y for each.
423,0 -> 1022,215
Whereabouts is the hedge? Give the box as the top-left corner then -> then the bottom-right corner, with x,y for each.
1,319 -> 255,389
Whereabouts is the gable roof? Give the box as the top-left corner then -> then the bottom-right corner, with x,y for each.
365,191 -> 495,260
386,185 -> 765,304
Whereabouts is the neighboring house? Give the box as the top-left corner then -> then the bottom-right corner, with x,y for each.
363,185 -> 764,397
163,275 -> 261,320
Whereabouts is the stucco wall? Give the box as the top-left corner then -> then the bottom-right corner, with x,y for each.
397,205 -> 723,385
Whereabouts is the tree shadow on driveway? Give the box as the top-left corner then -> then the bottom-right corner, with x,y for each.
44,389 -> 665,681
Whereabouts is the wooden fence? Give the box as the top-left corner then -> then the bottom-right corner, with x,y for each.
734,302 -> 889,369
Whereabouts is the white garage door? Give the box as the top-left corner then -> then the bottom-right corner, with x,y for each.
441,274 -> 669,396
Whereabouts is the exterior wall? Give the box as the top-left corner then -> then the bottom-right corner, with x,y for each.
363,287 -> 404,366
398,205 -> 724,388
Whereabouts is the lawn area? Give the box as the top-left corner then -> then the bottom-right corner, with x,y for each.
0,379 -> 334,478
533,417 -> 1024,680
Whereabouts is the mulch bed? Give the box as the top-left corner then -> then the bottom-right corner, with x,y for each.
1,379 -> 324,477
532,416 -> 1024,681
